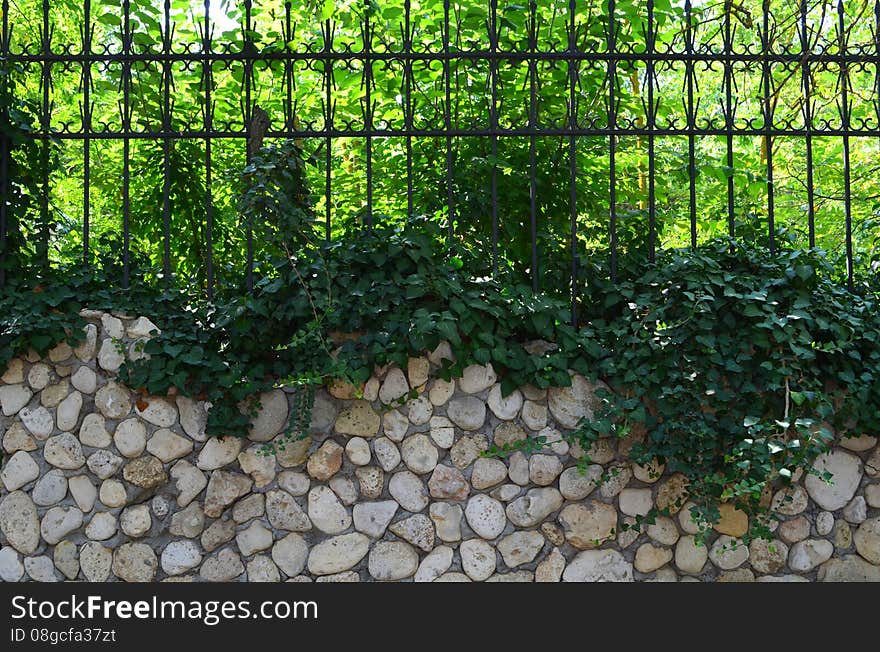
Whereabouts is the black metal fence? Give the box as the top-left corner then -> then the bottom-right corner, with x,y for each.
1,0 -> 878,307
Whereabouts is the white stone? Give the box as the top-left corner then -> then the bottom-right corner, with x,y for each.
41,506 -> 84,545
147,428 -> 193,463
506,487 -> 564,527
120,504 -> 151,538
368,540 -> 418,581
382,410 -> 409,442
430,503 -> 463,542
634,543 -> 674,573
460,538 -> 497,581
85,512 -> 118,541
25,556 -> 58,582
136,396 -> 177,428
559,465 -> 602,500
126,316 -> 160,338
401,433 -> 439,474
379,367 -> 410,404
414,545 -> 453,582
94,382 -> 132,419
80,542 -> 112,581
97,338 -> 124,372
0,384 -> 33,416
0,546 -> 24,582
204,470 -> 253,517
497,530 -> 545,567
237,446 -> 276,488
675,536 -> 708,575
854,516 -> 880,565
428,416 -> 455,449
558,501 -> 617,549
1,358 -> 24,384
329,476 -> 358,505
789,539 -> 834,571
428,379 -> 455,406
771,484 -> 809,515
199,548 -> 244,582
43,433 -> 85,469
388,513 -> 435,552
428,340 -> 455,366
816,511 -> 835,535
647,516 -> 680,546
113,418 -> 147,458
748,538 -> 789,574
68,476 -> 96,512
491,484 -> 522,502
3,423 -> 36,454
307,485 -> 351,534
265,490 -> 311,532
446,396 -> 486,431
246,390 -> 288,442
804,449 -> 863,511
535,547 -> 566,582
56,391 -> 82,431
20,405 -> 54,439
389,470 -> 429,512
487,385 -> 523,420
87,450 -> 124,480
271,533 -> 309,577
236,521 -> 274,557
278,471 -> 310,496
529,454 -> 563,486
1,450 -> 40,491
197,436 -> 242,470
31,469 -> 67,506
508,451 -> 530,485
159,540 -> 202,576
373,437 -> 401,472
353,500 -> 398,538
74,324 -> 98,361
406,395 -> 433,426
101,314 -> 124,339
177,396 -> 208,441
465,494 -> 507,539
345,437 -> 371,466
459,363 -> 497,394
307,533 -> 370,576
563,549 -> 633,582
78,413 -> 111,448
0,492 -> 39,554
708,535 -> 748,570
472,458 -> 508,490
619,488 -> 653,517
839,433 -> 877,452
450,434 -> 488,469
521,401 -> 548,431
28,363 -> 51,391
599,464 -> 632,498
843,496 -> 867,524
548,373 -> 600,428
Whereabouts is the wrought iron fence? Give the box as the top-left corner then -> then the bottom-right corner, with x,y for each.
1,0 -> 879,313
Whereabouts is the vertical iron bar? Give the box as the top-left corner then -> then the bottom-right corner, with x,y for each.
685,0 -> 697,248
489,0 -> 499,276
39,0 -> 50,269
161,0 -> 172,284
0,0 -> 10,286
244,0 -> 254,291
404,0 -> 413,217
568,0 -> 579,326
528,1 -> 538,292
122,0 -> 131,288
646,0 -> 656,262
839,0 -> 852,288
82,0 -> 91,266
444,0 -> 454,238
204,0 -> 214,300
801,0 -> 815,248
284,2 -> 293,134
608,0 -> 617,281
364,0 -> 373,231
723,0 -> 735,239
762,0 -> 775,252
324,19 -> 332,242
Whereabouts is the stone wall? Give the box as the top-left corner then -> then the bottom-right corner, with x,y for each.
1,309 -> 879,582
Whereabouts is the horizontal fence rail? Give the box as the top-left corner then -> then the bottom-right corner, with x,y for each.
0,0 -> 878,312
